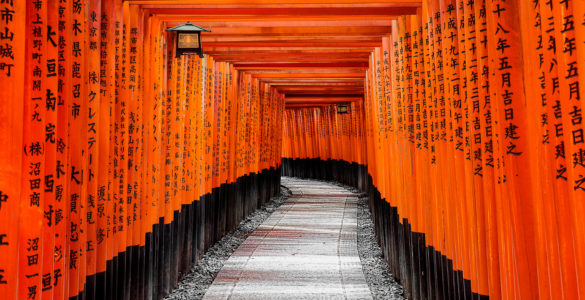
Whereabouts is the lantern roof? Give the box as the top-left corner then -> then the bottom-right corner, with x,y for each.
167,22 -> 211,33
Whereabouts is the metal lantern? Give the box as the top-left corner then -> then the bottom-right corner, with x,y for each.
166,22 -> 211,58
336,104 -> 349,114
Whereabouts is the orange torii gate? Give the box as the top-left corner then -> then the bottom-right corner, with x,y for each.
0,1 -> 289,299
3,0 -> 585,299
281,1 -> 585,300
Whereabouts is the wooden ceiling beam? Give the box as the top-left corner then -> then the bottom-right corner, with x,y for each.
208,52 -> 371,63
134,1 -> 423,97
201,35 -> 383,42
285,96 -> 363,103
285,104 -> 338,108
206,49 -> 373,55
286,94 -> 364,99
243,68 -> 366,74
165,26 -> 392,36
276,87 -> 364,93
203,41 -> 382,48
213,53 -> 370,59
265,81 -> 364,85
154,15 -> 397,22
280,91 -> 365,96
206,47 -> 374,52
260,78 -> 364,83
234,62 -> 368,69
220,59 -> 369,64
252,73 -> 364,79
160,19 -> 392,27
138,2 -> 421,9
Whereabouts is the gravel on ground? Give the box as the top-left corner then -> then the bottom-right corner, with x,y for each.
164,185 -> 292,300
165,177 -> 404,300
356,192 -> 405,299
323,180 -> 404,299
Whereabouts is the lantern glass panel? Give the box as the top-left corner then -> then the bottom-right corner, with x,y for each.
177,32 -> 199,49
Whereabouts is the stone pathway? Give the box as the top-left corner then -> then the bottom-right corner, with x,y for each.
203,177 -> 373,300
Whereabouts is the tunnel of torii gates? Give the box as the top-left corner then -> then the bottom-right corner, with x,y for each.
3,0 -> 585,299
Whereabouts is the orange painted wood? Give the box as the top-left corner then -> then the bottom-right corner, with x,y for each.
4,1 -> 585,299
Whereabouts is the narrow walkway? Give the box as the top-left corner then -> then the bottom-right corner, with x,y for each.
203,177 -> 373,300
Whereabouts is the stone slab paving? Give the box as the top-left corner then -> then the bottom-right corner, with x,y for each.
203,177 -> 373,300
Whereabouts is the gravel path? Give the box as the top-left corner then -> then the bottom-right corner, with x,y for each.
355,192 -> 405,299
204,177 -> 372,299
165,177 -> 404,300
164,185 -> 292,300
324,180 -> 404,299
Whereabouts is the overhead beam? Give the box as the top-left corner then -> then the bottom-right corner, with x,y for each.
260,78 -> 364,83
285,104 -> 337,108
154,15 -> 398,21
160,19 -> 392,27
265,81 -> 364,86
208,52 -> 372,63
285,96 -> 363,104
233,62 -> 369,69
201,35 -> 384,42
137,1 -> 421,8
276,87 -> 364,95
203,41 -> 382,48
166,26 -> 392,36
252,73 -> 364,79
137,0 -> 420,98
213,54 -> 370,63
206,47 -> 374,52
243,68 -> 366,74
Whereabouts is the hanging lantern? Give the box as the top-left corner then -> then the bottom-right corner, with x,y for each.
336,104 -> 349,114
166,22 -> 211,58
